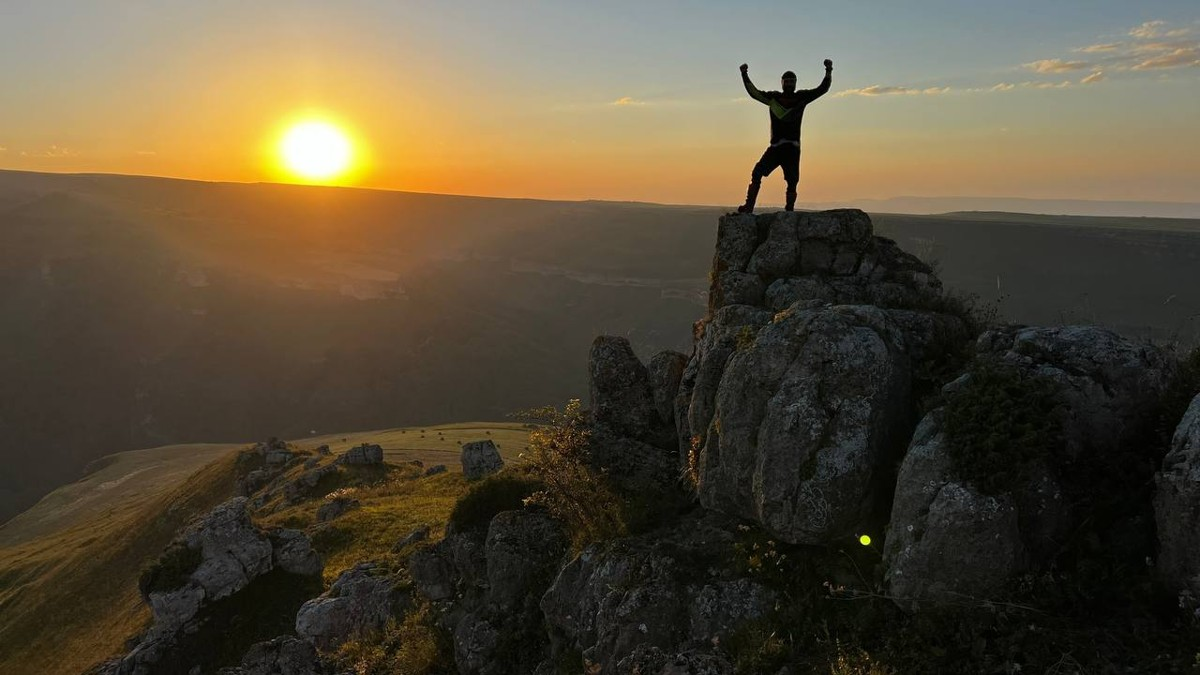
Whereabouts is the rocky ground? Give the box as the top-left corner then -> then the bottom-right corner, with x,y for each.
88,209 -> 1200,674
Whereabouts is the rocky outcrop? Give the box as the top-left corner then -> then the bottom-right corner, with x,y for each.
144,497 -> 274,632
885,327 -> 1175,605
591,336 -> 660,439
1155,393 -> 1200,598
541,513 -> 773,674
218,636 -> 327,675
615,646 -> 734,675
270,529 -> 323,577
587,337 -> 685,491
108,499 -> 322,674
425,463 -> 448,476
393,524 -> 431,552
337,443 -> 384,465
461,440 -> 504,480
707,210 -> 941,317
485,510 -> 569,610
695,304 -> 916,544
674,212 -> 972,545
295,563 -> 406,649
316,496 -> 360,522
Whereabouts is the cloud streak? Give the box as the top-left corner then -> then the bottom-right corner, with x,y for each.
835,85 -> 950,97
20,145 -> 77,158
611,96 -> 646,106
1024,58 -> 1091,73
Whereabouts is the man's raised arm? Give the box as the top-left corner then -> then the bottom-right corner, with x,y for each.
802,59 -> 833,102
740,63 -> 771,105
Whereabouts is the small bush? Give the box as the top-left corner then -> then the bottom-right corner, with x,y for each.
138,541 -> 202,596
447,471 -> 544,533
518,400 -> 630,548
941,360 -> 1064,495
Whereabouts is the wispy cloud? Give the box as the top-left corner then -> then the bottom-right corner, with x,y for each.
1131,47 -> 1200,70
1076,42 -> 1122,53
611,96 -> 646,106
1080,70 -> 1106,84
1024,58 -> 1091,73
1129,20 -> 1191,40
20,145 -> 77,158
835,85 -> 950,97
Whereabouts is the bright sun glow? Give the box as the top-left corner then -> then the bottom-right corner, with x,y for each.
279,120 -> 353,182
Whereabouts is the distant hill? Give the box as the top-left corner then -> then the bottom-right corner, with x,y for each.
800,195 -> 1200,219
1,169 -> 1199,523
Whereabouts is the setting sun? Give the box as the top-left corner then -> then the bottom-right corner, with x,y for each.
279,120 -> 354,182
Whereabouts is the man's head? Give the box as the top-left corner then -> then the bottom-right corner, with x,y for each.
781,71 -> 797,93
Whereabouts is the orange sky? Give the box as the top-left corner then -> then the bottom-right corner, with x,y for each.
2,4 -> 1198,205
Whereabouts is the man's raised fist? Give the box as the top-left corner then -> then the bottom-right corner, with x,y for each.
740,63 -> 748,73
824,59 -> 833,69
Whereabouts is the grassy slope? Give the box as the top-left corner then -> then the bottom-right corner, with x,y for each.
0,422 -> 528,675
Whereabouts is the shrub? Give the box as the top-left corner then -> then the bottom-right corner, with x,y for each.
518,399 -> 630,549
330,603 -> 451,675
446,471 -> 543,533
941,360 -> 1064,495
138,541 -> 202,597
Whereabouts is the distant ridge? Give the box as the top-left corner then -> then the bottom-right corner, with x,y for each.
798,195 -> 1200,219
2,169 -> 1196,219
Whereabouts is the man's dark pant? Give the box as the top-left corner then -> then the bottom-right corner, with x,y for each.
742,143 -> 800,212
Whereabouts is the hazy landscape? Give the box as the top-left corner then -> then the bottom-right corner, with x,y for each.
3,168 -> 1199,525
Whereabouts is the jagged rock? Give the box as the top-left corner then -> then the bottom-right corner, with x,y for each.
239,468 -> 275,496
316,444 -> 331,455
588,426 -> 678,492
695,304 -> 914,544
219,636 -> 327,675
706,210 -> 940,318
615,646 -> 734,675
269,529 -> 323,577
978,325 -> 1175,458
282,463 -> 339,504
687,579 -> 777,645
409,459 -> 425,468
541,514 -> 742,674
338,443 -> 384,465
648,350 -> 688,426
885,327 -> 1175,605
393,524 -> 430,552
143,497 -> 273,633
295,563 -> 405,649
453,611 -> 501,675
883,414 -> 1024,605
1156,394 -> 1200,597
303,457 -> 320,470
425,464 -> 448,476
485,510 -> 568,610
316,496 -> 360,523
410,531 -> 489,605
590,335 -> 660,439
461,440 -> 504,480
675,304 -> 773,468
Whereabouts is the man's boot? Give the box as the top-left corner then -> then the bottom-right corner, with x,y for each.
785,188 -> 797,212
738,177 -> 761,214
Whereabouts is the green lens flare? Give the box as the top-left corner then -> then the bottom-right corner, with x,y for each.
859,534 -> 871,546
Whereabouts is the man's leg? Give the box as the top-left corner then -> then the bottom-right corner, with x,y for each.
739,147 -> 781,214
782,146 -> 800,211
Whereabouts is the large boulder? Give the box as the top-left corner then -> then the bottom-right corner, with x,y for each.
269,529 -> 323,577
219,636 -> 327,675
695,304 -> 915,544
316,496 -> 360,523
141,497 -> 274,633
885,327 -> 1175,605
648,350 -> 688,427
1155,393 -> 1200,598
461,440 -> 504,480
295,563 -> 405,649
485,510 -> 569,610
590,335 -> 660,439
338,443 -> 384,465
540,513 -> 767,674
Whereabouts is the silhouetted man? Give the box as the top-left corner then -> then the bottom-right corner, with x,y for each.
737,59 -> 832,213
